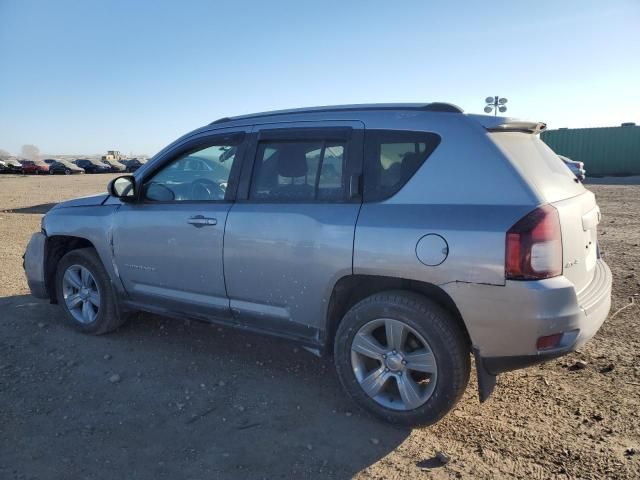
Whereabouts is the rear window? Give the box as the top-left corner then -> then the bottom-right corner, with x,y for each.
490,132 -> 584,202
364,130 -> 440,201
250,140 -> 347,202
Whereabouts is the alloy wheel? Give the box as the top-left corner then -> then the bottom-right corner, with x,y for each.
62,264 -> 100,324
350,318 -> 438,411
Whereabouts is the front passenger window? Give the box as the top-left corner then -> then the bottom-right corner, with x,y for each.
144,140 -> 241,202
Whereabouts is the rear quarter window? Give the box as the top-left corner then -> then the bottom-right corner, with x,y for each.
490,132 -> 584,203
363,130 -> 441,201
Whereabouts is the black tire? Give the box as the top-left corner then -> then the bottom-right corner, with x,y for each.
55,247 -> 126,335
64,169 -> 71,175
334,290 -> 470,427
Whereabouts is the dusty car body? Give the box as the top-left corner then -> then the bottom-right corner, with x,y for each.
1,158 -> 24,174
48,160 -> 85,175
122,158 -> 147,172
24,103 -> 612,426
74,159 -> 112,174
19,159 -> 49,174
102,159 -> 127,172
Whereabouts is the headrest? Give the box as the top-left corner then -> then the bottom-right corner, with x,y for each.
277,144 -> 308,177
401,151 -> 422,168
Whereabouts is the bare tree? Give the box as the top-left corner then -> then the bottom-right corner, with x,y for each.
21,145 -> 40,160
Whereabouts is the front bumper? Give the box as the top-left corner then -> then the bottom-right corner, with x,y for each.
23,232 -> 49,299
444,259 -> 612,371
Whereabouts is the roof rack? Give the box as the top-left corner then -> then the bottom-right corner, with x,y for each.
209,102 -> 463,125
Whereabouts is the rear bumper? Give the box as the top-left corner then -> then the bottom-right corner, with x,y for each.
443,259 -> 612,371
23,232 -> 49,299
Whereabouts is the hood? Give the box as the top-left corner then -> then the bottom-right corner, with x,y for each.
51,193 -> 110,210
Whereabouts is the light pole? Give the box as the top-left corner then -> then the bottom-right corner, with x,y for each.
484,96 -> 508,116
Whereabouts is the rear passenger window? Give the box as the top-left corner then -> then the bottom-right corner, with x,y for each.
250,140 -> 346,201
364,130 -> 441,201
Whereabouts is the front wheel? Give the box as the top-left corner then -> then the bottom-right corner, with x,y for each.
334,291 -> 470,427
64,169 -> 71,175
55,248 -> 126,334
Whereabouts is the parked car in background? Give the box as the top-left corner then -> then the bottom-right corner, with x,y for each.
23,103 -> 612,427
559,155 -> 586,181
48,160 -> 84,175
101,159 -> 127,172
42,158 -> 59,165
122,158 -> 146,172
74,158 -> 112,174
19,159 -> 50,174
0,160 -> 6,173
1,158 -> 24,174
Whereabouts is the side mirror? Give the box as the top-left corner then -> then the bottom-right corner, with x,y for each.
108,175 -> 137,202
145,182 -> 175,202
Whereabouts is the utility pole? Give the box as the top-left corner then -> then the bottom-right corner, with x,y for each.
484,96 -> 508,116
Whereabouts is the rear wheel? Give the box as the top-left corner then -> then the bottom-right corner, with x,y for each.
334,291 -> 470,426
55,248 -> 126,334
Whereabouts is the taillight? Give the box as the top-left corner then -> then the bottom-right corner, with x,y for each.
505,205 -> 562,280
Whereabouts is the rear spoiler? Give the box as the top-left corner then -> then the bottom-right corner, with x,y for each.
468,114 -> 547,134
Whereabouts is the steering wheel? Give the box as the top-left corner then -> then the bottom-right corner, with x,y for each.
190,178 -> 225,200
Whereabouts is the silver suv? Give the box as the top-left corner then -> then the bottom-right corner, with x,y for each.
24,103 -> 612,426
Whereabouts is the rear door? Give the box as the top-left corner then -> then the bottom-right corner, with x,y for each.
224,121 -> 364,342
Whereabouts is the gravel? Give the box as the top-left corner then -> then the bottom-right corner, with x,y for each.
1,175 -> 639,479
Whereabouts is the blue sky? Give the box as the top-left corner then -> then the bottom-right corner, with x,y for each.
1,0 -> 638,155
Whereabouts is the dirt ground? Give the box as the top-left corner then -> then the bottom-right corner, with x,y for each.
1,174 -> 638,479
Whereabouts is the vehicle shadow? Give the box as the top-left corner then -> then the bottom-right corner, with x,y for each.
2,202 -> 57,214
0,295 -> 411,479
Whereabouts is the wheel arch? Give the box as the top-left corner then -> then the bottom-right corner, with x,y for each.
44,235 -> 96,303
324,274 -> 471,354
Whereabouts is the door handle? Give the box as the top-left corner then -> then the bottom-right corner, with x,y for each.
187,215 -> 217,227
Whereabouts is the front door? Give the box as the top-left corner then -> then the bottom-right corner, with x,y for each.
112,130 -> 247,320
224,121 -> 364,342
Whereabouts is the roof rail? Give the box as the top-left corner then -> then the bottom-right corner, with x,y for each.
209,102 -> 464,125
210,117 -> 231,124
422,102 -> 464,113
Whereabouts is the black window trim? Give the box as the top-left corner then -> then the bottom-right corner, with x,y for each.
257,127 -> 352,142
136,131 -> 248,205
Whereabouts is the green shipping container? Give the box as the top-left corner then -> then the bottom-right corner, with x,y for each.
541,124 -> 640,176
